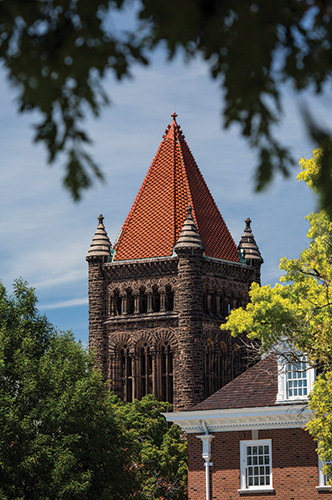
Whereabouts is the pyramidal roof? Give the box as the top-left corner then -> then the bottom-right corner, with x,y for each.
113,113 -> 240,263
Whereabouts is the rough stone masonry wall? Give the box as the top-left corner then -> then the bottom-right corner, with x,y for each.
188,429 -> 325,500
175,248 -> 205,410
87,259 -> 108,379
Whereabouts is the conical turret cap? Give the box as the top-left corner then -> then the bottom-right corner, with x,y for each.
174,206 -> 205,252
238,217 -> 263,262
86,214 -> 111,259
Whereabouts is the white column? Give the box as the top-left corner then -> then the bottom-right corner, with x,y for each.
197,422 -> 214,500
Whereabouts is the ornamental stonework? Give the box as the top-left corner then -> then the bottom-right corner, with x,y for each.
86,115 -> 264,411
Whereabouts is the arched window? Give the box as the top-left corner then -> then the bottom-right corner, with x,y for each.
212,290 -> 217,313
166,285 -> 174,311
203,289 -> 208,312
138,342 -> 152,398
233,343 -> 242,378
204,339 -> 217,397
159,340 -> 173,403
139,287 -> 147,313
127,289 -> 134,315
113,290 -> 122,316
120,345 -> 133,403
218,341 -> 228,387
152,285 -> 160,312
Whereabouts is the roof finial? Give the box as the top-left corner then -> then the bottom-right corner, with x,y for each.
171,112 -> 178,122
238,217 -> 263,263
187,204 -> 192,217
245,217 -> 252,230
86,214 -> 111,260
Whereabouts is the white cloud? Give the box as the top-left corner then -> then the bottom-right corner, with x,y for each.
39,297 -> 88,310
0,41 -> 329,341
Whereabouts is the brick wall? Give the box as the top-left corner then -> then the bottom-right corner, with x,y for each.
188,428 -> 330,499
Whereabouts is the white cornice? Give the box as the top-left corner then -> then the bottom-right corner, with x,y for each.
163,405 -> 311,433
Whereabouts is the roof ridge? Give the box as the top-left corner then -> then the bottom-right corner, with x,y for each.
112,114 -> 241,262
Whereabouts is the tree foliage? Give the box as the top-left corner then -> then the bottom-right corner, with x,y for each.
111,394 -> 188,500
221,147 -> 332,480
0,279 -> 137,500
2,0 -> 332,205
0,279 -> 187,499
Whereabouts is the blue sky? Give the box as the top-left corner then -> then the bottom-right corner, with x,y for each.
0,34 -> 329,344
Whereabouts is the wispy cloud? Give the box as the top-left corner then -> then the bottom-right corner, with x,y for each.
0,45 -> 328,343
39,297 -> 88,310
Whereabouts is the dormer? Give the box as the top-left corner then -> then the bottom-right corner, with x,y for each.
276,355 -> 316,403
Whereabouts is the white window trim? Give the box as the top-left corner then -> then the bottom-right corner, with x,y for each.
238,439 -> 274,494
317,456 -> 332,491
276,356 -> 315,402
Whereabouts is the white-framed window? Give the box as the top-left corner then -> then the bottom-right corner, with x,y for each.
239,439 -> 273,493
286,356 -> 308,398
318,456 -> 332,491
276,355 -> 315,402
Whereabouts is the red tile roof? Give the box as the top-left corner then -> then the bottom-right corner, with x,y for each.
190,356 -> 279,411
113,114 -> 240,262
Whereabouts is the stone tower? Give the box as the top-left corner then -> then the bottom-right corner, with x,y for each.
87,113 -> 263,411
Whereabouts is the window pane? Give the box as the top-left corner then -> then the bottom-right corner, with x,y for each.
245,442 -> 271,490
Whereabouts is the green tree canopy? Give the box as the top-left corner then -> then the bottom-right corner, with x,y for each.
221,146 -> 332,480
2,0 -> 332,206
112,395 -> 187,500
0,279 -> 137,500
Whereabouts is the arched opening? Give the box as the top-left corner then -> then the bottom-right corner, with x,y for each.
233,343 -> 242,378
203,287 -> 208,312
127,289 -> 134,315
212,288 -> 218,313
204,339 -> 217,397
159,340 -> 173,403
120,344 -> 133,403
166,285 -> 174,311
138,342 -> 152,398
219,341 -> 230,387
113,290 -> 122,316
152,285 -> 160,312
139,287 -> 147,313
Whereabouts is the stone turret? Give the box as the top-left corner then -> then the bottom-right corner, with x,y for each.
86,215 -> 111,377
238,217 -> 263,285
174,206 -> 205,410
87,115 -> 263,410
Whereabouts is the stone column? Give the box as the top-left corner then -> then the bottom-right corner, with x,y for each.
160,291 -> 167,312
121,291 -> 128,315
147,292 -> 153,313
175,246 -> 204,410
134,293 -> 140,314
86,256 -> 108,379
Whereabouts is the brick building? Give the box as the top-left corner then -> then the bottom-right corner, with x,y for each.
86,113 -> 263,411
165,356 -> 331,499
